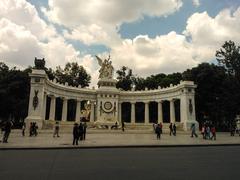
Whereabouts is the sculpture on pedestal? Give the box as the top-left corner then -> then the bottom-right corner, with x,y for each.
33,90 -> 39,110
34,57 -> 45,69
95,55 -> 114,79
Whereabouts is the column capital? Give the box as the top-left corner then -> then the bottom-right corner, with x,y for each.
143,101 -> 150,104
90,100 -> 96,104
76,98 -> 82,102
130,101 -> 136,104
49,94 -> 56,98
61,97 -> 69,100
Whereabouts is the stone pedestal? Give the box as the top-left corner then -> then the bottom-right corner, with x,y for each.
25,69 -> 47,129
95,78 -> 120,127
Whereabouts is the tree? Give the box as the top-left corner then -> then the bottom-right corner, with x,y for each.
216,40 -> 240,81
116,66 -> 134,90
55,62 -> 91,87
183,63 -> 229,129
0,63 -> 30,125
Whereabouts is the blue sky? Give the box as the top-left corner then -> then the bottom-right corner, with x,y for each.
1,0 -> 240,85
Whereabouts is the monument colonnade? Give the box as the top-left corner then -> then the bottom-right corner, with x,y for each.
43,94 -> 178,124
26,68 -> 197,130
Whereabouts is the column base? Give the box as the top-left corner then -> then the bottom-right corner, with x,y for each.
25,116 -> 43,129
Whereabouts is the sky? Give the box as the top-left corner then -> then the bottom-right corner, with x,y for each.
0,0 -> 240,86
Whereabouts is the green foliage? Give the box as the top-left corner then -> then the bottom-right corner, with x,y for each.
116,66 -> 134,90
183,63 -> 228,126
133,73 -> 182,90
0,63 -> 30,124
216,40 -> 240,80
55,62 -> 91,87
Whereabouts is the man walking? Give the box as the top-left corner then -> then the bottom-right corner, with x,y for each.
53,121 -> 60,138
73,123 -> 79,145
210,125 -> 216,140
173,124 -> 177,136
78,123 -> 84,141
155,124 -> 161,140
169,123 -> 173,136
190,123 -> 198,138
2,120 -> 12,143
121,121 -> 125,132
82,122 -> 87,140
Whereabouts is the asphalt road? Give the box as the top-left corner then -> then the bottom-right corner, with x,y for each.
0,146 -> 239,180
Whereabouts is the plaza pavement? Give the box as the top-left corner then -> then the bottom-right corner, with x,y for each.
0,129 -> 239,149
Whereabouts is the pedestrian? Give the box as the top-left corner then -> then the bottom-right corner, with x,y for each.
22,122 -> 26,137
230,124 -> 235,136
169,123 -> 173,136
29,122 -> 33,136
190,123 -> 198,138
83,122 -> 87,140
155,124 -> 161,139
173,124 -> 177,136
201,124 -> 205,139
210,125 -> 216,140
53,121 -> 60,137
122,121 -> 125,132
159,123 -> 163,134
2,121 -> 12,143
153,123 -> 157,132
73,123 -> 79,145
33,122 -> 38,136
78,123 -> 84,141
206,126 -> 211,139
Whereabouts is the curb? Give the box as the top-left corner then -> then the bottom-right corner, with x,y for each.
1,143 -> 240,150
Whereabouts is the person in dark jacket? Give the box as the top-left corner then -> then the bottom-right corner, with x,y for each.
78,123 -> 84,141
73,123 -> 79,145
2,121 -> 12,143
82,122 -> 87,140
173,124 -> 177,136
121,121 -> 125,132
155,124 -> 161,140
169,123 -> 173,136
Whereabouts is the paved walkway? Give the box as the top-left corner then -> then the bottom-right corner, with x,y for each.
0,129 -> 239,149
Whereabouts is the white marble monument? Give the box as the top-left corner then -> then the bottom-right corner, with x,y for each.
25,57 -> 199,131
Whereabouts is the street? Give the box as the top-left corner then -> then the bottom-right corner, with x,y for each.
0,146 -> 239,180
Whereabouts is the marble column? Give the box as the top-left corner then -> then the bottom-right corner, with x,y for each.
144,101 -> 149,124
131,102 -> 136,124
75,99 -> 81,122
42,93 -> 47,120
90,101 -> 95,122
49,95 -> 56,120
170,99 -> 175,123
61,97 -> 68,121
158,101 -> 163,123
118,102 -> 122,122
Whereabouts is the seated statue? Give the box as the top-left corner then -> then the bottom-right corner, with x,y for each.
34,57 -> 45,69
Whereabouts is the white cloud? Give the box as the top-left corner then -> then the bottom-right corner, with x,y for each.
63,24 -> 121,46
192,0 -> 200,7
184,8 -> 240,46
44,0 -> 182,27
108,7 -> 240,77
0,0 -> 56,40
43,0 -> 183,46
0,18 -> 43,67
0,0 -> 89,70
110,32 -> 199,76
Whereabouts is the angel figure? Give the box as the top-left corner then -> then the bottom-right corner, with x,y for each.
95,55 -> 114,79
